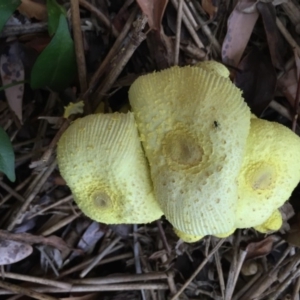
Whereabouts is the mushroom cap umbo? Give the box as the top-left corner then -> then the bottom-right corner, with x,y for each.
235,118 -> 300,228
129,65 -> 251,236
57,113 -> 163,224
254,209 -> 282,233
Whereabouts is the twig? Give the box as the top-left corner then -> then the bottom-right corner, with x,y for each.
3,272 -> 71,290
292,66 -> 300,132
232,271 -> 262,300
79,0 -> 119,37
7,159 -> 57,230
80,236 -> 122,277
92,14 -> 148,110
83,4 -> 138,99
39,213 -> 82,236
57,252 -> 132,279
213,242 -> 225,299
71,272 -> 168,285
225,231 -> 241,300
28,195 -> 73,219
71,0 -> 88,108
0,283 -> 169,295
0,23 -> 47,38
0,279 -> 57,300
170,0 -> 205,49
174,0 -> 184,65
0,181 -> 25,203
292,275 -> 300,300
133,224 -> 146,300
156,220 -> 171,255
170,238 -> 225,300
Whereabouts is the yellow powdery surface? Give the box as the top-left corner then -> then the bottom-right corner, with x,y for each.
57,113 -> 163,224
236,118 -> 300,228
129,66 -> 251,236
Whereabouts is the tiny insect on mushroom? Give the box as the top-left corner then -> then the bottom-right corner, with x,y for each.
57,112 -> 163,224
129,63 -> 251,237
235,117 -> 300,230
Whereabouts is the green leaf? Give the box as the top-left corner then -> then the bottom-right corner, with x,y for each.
47,0 -> 66,36
30,14 -> 76,91
0,126 -> 15,182
0,0 -> 21,33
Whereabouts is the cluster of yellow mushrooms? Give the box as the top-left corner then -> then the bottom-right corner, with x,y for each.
57,61 -> 300,243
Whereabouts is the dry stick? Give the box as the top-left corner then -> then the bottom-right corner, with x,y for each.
71,272 -> 168,285
156,220 -> 171,255
79,0 -> 119,37
83,4 -> 138,99
80,235 -> 122,278
7,159 -> 57,231
266,266 -> 300,300
232,271 -> 262,300
71,0 -> 89,110
57,252 -> 132,279
3,272 -> 71,290
226,250 -> 247,300
170,238 -> 225,300
0,22 -> 47,38
174,0 -> 184,65
0,279 -> 57,300
0,181 -> 25,203
92,14 -> 148,110
40,212 -> 82,236
188,0 -> 221,55
133,225 -> 146,300
225,232 -> 240,300
170,0 -> 204,49
0,283 -> 169,295
39,118 -> 70,166
269,100 -> 293,121
240,269 -> 279,300
276,18 -> 300,57
213,244 -> 225,299
292,69 -> 300,132
292,275 -> 300,300
28,195 -> 73,219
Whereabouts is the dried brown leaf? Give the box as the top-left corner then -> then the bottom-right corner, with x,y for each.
0,42 -> 24,123
234,48 -> 277,116
245,235 -> 279,260
284,213 -> 300,247
18,0 -> 47,21
222,0 -> 259,67
256,2 -> 286,70
136,0 -> 168,30
0,240 -> 32,265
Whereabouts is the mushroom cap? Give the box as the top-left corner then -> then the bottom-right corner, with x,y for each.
254,209 -> 282,233
57,113 -> 163,224
195,61 -> 230,78
235,118 -> 300,228
129,65 -> 251,236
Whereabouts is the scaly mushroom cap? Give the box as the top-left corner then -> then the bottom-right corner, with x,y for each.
235,118 -> 300,228
129,65 -> 251,236
195,61 -> 230,78
254,209 -> 282,233
57,113 -> 163,224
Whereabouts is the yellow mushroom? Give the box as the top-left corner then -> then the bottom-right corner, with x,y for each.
235,118 -> 300,229
57,113 -> 163,224
195,60 -> 230,78
129,64 -> 251,236
253,209 -> 282,233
